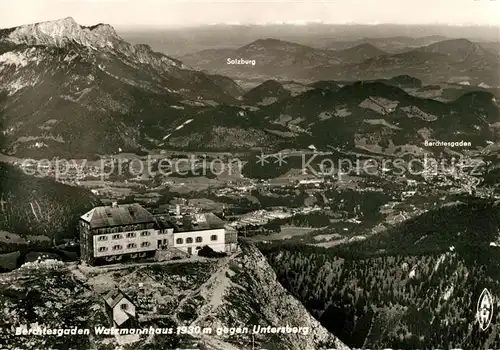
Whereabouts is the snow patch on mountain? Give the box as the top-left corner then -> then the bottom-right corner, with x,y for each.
363,119 -> 401,130
2,75 -> 39,94
358,96 -> 399,115
441,283 -> 454,302
0,51 -> 29,68
434,254 -> 447,272
401,105 -> 438,121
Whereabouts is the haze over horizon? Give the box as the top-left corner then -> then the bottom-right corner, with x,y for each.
1,0 -> 499,29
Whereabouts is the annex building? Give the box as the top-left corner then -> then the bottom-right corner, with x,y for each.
79,202 -> 237,265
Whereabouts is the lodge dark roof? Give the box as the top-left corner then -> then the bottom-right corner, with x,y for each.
104,288 -> 135,308
80,203 -> 155,229
171,212 -> 225,232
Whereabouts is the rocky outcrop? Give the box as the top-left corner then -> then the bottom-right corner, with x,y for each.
3,17 -> 120,49
1,17 -> 186,70
0,243 -> 348,350
186,243 -> 349,349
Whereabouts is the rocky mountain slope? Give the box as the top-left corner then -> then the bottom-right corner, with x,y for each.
0,18 -> 243,158
0,243 -> 349,350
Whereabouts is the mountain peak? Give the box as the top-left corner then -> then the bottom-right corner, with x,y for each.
36,17 -> 78,27
243,79 -> 291,104
0,17 -> 121,48
86,23 -> 118,39
442,38 -> 474,45
253,38 -> 286,45
418,38 -> 485,55
337,42 -> 386,59
239,38 -> 306,51
259,79 -> 284,88
57,16 -> 78,24
353,42 -> 380,50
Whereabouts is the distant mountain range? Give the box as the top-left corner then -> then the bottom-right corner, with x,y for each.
120,24 -> 500,56
0,18 -> 498,159
1,18 -> 500,350
322,35 -> 500,57
180,37 -> 499,87
311,39 -> 498,86
180,38 -> 388,80
160,79 -> 500,155
322,35 -> 451,53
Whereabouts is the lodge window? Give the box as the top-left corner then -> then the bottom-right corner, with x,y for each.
126,232 -> 136,238
140,231 -> 150,236
127,243 -> 137,249
97,236 -> 108,241
112,245 -> 122,250
195,237 -> 202,243
98,247 -> 108,252
186,237 -> 193,244
112,234 -> 122,240
210,235 -> 217,241
176,238 -> 183,244
141,242 -> 151,247
120,303 -> 128,310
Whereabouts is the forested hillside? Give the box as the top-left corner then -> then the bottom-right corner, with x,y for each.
259,199 -> 500,348
261,243 -> 500,349
0,163 -> 101,243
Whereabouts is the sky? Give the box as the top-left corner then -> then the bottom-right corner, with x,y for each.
0,0 -> 499,29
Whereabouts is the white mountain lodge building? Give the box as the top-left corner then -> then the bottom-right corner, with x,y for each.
79,202 -> 237,265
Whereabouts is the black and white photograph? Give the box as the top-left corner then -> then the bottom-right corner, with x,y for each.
0,0 -> 499,349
